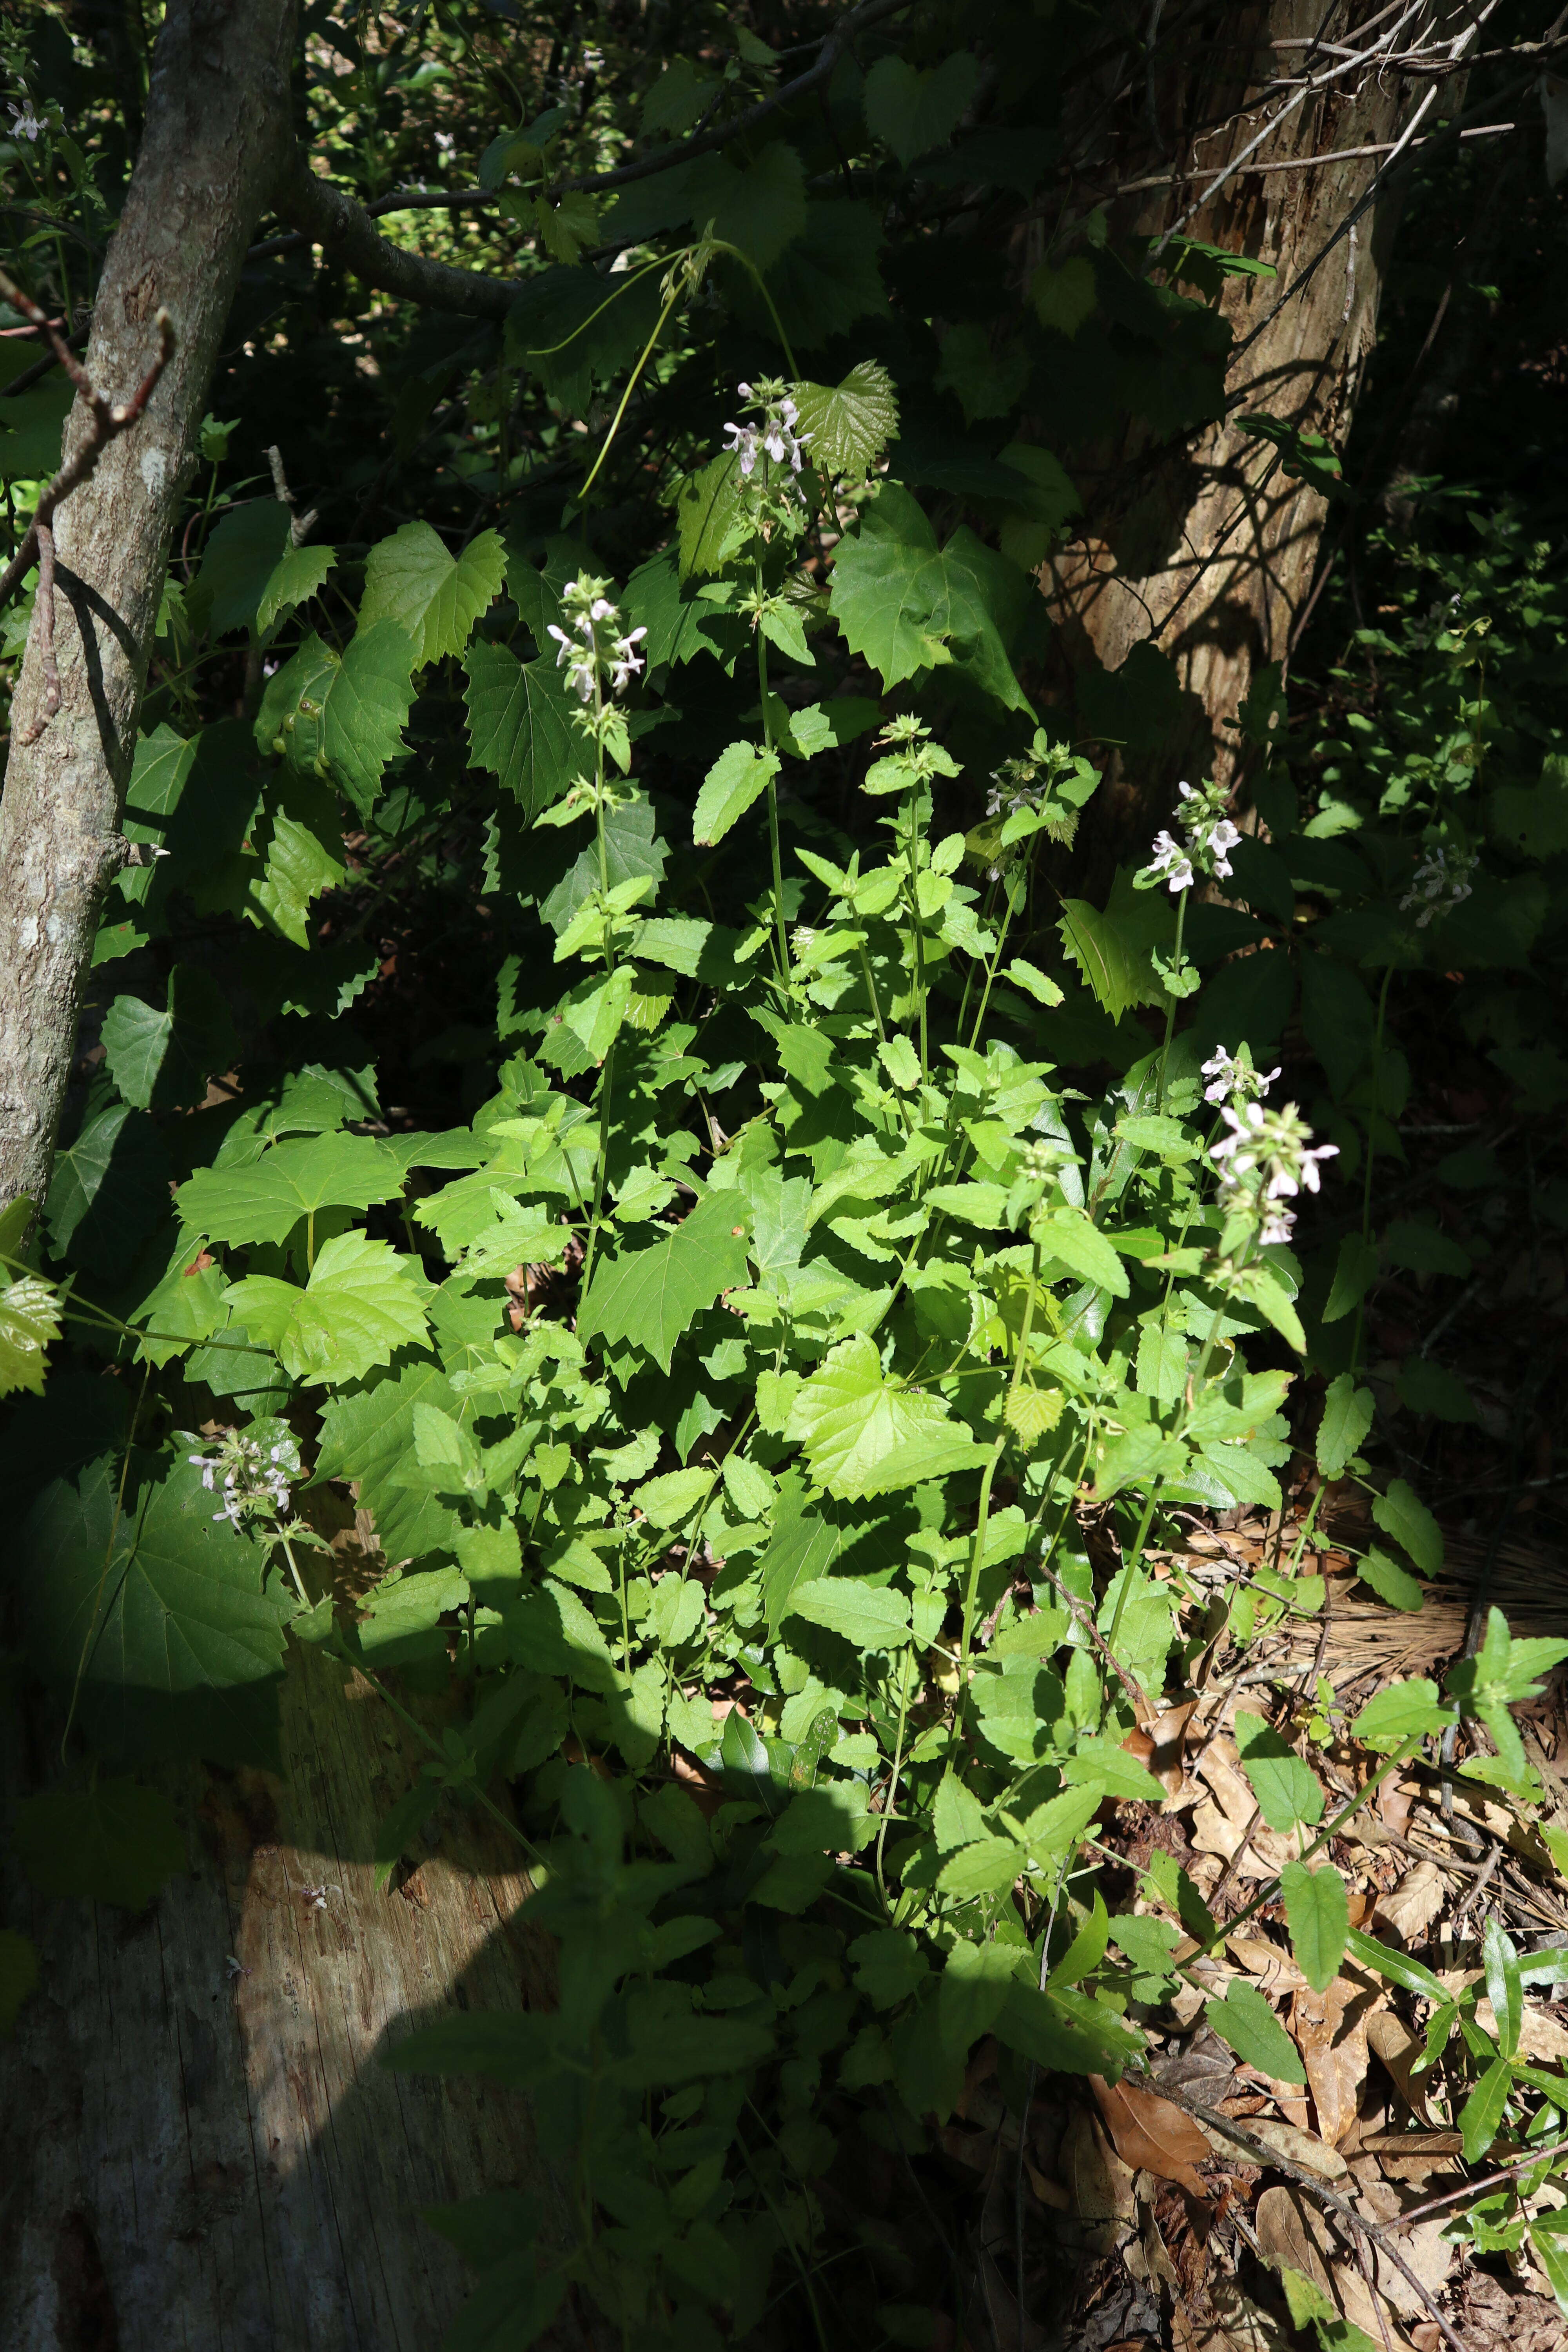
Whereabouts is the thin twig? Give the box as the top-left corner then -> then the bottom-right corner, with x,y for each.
0,267 -> 175,742
1138,2076 -> 1475,2352
1034,1556 -> 1155,1726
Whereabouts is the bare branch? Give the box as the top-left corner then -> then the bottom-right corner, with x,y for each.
268,0 -> 913,310
0,267 -> 176,741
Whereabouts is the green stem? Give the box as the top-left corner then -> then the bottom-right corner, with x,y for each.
1157,887 -> 1188,1113
874,1647 -> 914,1908
580,705 -> 616,1294
953,1240 -> 1042,1751
1195,1729 -> 1428,1952
905,794 -> 928,1089
1349,962 -> 1396,1376
756,559 -> 792,992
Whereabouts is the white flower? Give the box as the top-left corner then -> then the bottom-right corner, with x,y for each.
1399,845 -> 1476,927
1210,1100 -> 1338,1245
433,129 -> 455,158
546,621 -> 596,702
8,98 -> 41,142
1147,829 -> 1194,892
1201,1045 -> 1280,1108
722,381 -> 809,482
1144,778 -> 1242,891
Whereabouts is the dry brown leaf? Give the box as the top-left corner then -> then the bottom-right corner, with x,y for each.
1198,2276 -> 1297,2352
1291,1975 -> 1377,2148
1373,1861 -> 1445,1944
1196,2113 -> 1348,2180
1366,2008 -> 1434,2124
1356,2175 -> 1456,2319
1149,1699 -> 1198,1798
1195,1737 -> 1255,1830
1061,2108 -> 1137,2238
1228,1936 -> 1312,1996
1255,2185 -> 1417,2352
1476,1996 -> 1568,2064
1090,2074 -> 1210,2196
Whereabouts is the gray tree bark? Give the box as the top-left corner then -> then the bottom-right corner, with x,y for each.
1041,0 -> 1483,841
2,1641 -> 579,2352
0,0 -> 298,1222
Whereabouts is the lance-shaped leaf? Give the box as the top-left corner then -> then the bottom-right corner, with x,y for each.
1280,1860 -> 1349,1994
693,740 -> 779,845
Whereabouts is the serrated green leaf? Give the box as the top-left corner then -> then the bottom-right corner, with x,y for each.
1280,1861 -> 1349,1994
1031,257 -> 1097,338
1207,1980 -> 1307,2083
44,1102 -> 171,1276
937,1835 -> 1022,1898
14,1454 -> 293,1768
1057,897 -> 1140,1021
0,1272 -> 61,1397
102,964 -> 238,1111
1370,1478 -> 1443,1576
256,539 -> 336,637
1034,1209 -> 1131,1297
786,1575 -> 911,1653
224,1233 -> 432,1387
864,51 -> 981,167
688,138 -> 805,267
1317,1372 -> 1374,1477
1355,1546 -> 1425,1612
11,1777 -> 187,1910
313,1361 -> 467,1568
996,1979 -> 1143,2077
465,638 -> 580,822
255,622 -> 418,816
784,1332 -> 989,1501
693,739 -> 779,846
1350,1680 -> 1451,1746
1234,1710 -> 1324,1833
577,1191 -> 751,1374
359,520 -> 506,666
1323,1232 -> 1379,1323
677,450 -> 748,580
191,499 -> 291,637
790,360 -> 898,482
176,1132 -> 404,1247
828,485 -> 1031,712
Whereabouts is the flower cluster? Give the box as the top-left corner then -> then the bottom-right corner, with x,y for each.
1210,1100 -> 1338,1248
546,575 -> 647,706
1200,1044 -> 1281,1109
1143,779 -> 1242,894
722,379 -> 810,479
7,97 -> 41,142
187,1426 -> 301,1530
1399,844 -> 1477,927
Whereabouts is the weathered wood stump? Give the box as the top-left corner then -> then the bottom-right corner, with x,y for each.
3,1644 -> 572,2350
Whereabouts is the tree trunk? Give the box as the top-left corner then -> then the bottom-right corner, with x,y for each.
2,1643 -> 579,2351
1044,0 -> 1472,840
0,0 -> 297,1223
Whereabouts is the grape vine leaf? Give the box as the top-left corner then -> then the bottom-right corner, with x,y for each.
465,639 -> 580,821
11,1777 -> 187,1911
102,964 -> 238,1112
176,1132 -> 405,1248
15,1453 -> 294,1769
577,1191 -> 752,1374
256,539 -> 336,637
45,1101 -> 171,1276
224,1233 -> 433,1386
864,51 -> 982,167
312,1360 -> 467,1566
189,499 -> 292,637
791,360 -> 899,482
0,1272 -> 61,1397
784,1333 -> 992,1500
686,139 -> 806,268
255,622 -> 419,816
828,485 -> 1031,711
359,520 -> 507,666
